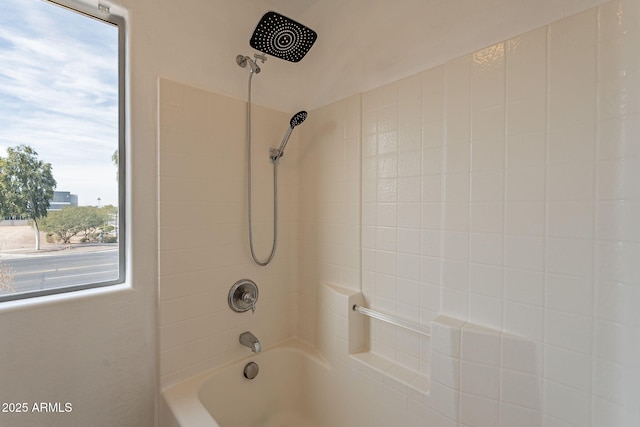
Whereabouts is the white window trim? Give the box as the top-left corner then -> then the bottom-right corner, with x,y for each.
0,0 -> 127,303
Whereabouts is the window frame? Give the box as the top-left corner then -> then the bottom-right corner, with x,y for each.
0,0 -> 127,302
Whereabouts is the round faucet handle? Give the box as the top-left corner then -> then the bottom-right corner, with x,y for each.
228,279 -> 259,314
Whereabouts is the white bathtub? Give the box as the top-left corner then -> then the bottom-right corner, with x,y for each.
162,339 -> 331,427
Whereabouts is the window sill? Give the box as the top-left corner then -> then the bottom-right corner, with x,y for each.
0,282 -> 132,313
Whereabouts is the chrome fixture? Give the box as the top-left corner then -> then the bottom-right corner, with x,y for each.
269,111 -> 308,162
352,304 -> 431,337
235,11 -> 317,266
228,279 -> 259,313
235,53 -> 267,74
239,331 -> 261,353
236,57 -> 310,267
243,361 -> 259,380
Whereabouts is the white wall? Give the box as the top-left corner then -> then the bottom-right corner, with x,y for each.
155,0 -> 639,424
296,95 -> 362,342
301,1 -> 640,425
157,79 -> 301,387
45,0 -> 616,115
132,0 -> 611,114
3,0 -> 633,426
0,0 -> 159,425
293,0 -> 612,111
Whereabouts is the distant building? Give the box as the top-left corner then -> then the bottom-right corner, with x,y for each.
48,191 -> 78,211
1,191 -> 78,224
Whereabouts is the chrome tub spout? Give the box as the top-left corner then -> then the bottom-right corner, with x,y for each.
239,331 -> 261,353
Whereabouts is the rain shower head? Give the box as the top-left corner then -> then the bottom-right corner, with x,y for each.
250,11 -> 317,63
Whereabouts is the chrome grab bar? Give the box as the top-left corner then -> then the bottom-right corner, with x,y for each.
352,304 -> 431,337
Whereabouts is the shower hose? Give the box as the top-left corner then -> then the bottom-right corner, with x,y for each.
246,70 -> 278,266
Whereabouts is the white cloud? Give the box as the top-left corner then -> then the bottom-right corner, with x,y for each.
0,0 -> 120,205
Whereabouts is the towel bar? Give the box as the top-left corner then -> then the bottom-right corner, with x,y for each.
352,304 -> 430,337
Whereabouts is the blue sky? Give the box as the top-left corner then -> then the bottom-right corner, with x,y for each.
0,0 -> 119,206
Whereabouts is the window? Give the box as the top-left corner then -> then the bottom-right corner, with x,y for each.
0,0 -> 125,302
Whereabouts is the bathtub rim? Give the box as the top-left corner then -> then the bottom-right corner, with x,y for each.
162,337 -> 329,427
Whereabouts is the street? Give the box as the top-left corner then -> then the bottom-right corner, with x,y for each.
0,250 -> 120,295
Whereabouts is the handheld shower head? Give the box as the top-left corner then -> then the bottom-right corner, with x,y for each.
290,111 -> 307,127
270,111 -> 309,162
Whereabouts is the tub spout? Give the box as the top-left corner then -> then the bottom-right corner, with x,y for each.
239,331 -> 261,353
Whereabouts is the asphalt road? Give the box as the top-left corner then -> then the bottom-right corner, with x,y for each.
0,250 -> 120,295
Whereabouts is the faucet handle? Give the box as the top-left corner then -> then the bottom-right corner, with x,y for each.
242,292 -> 256,314
228,279 -> 259,314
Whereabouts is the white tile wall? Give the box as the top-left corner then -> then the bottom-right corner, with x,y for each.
158,79 -> 298,387
296,95 -> 362,345
358,2 -> 640,425
158,0 -> 640,425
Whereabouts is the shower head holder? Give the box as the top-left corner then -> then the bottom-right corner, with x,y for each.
250,11 -> 317,63
269,110 -> 308,162
236,54 -> 263,74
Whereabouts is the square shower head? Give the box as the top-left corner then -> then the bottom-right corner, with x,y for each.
249,11 -> 317,63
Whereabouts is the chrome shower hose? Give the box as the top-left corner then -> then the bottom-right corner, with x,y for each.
246,70 -> 278,266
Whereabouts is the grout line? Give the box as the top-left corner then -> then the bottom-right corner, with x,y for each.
591,6 -> 602,422
542,20 -> 551,419
466,52 -> 472,325
500,38 -> 509,427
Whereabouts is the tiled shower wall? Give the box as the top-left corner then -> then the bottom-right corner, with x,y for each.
297,95 -> 362,341
157,0 -> 639,424
304,1 -> 639,425
158,79 -> 300,387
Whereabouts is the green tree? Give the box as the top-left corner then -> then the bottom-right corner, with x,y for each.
77,206 -> 110,240
112,150 -> 118,181
41,207 -> 84,244
0,145 -> 56,250
0,177 -> 5,216
42,206 -> 111,244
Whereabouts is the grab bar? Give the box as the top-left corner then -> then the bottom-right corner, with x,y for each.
352,304 -> 431,337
